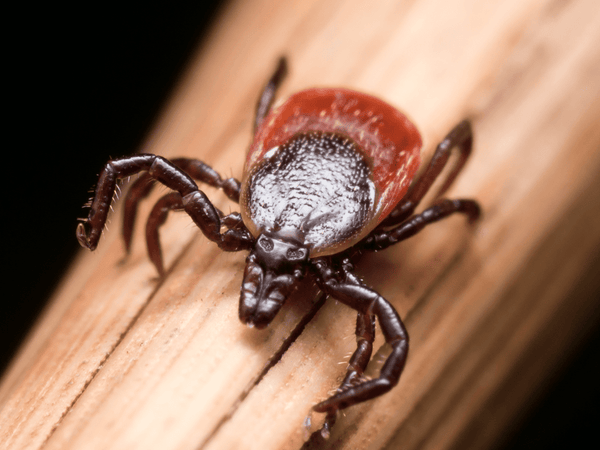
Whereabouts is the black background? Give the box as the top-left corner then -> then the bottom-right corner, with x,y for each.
3,3 -> 599,449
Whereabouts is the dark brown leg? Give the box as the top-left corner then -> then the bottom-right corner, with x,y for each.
382,120 -> 474,227
123,172 -> 157,253
317,257 -> 377,436
342,314 -> 376,386
122,157 -> 242,253
320,312 -> 376,437
311,258 -> 409,415
145,193 -> 247,276
145,192 -> 183,277
253,57 -> 287,134
334,258 -> 377,390
120,57 -> 287,253
77,155 -> 253,253
361,198 -> 480,252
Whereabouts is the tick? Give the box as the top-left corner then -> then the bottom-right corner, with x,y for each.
77,57 -> 480,434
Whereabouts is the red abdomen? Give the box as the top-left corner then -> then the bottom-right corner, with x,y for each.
241,88 -> 423,255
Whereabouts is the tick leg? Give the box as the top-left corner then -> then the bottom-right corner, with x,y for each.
317,257 -> 377,434
145,192 -> 183,277
383,120 -> 473,227
145,192 -> 247,276
122,157 -> 241,253
361,198 -> 480,252
77,154 -> 253,253
342,313 -> 376,385
334,259 -> 377,390
311,258 -> 409,414
321,312 -> 376,437
254,57 -> 287,134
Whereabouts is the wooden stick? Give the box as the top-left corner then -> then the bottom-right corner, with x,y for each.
2,0 -> 600,449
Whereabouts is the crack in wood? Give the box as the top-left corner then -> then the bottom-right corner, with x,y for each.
198,291 -> 329,449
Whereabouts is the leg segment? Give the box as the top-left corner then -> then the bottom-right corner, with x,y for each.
342,313 -> 376,388
332,258 -> 377,390
320,312 -> 376,436
122,157 -> 242,253
145,192 -> 247,276
382,120 -> 474,227
310,257 -> 409,414
145,192 -> 183,277
319,257 -> 377,435
253,57 -> 287,134
77,154 -> 253,253
361,198 -> 480,252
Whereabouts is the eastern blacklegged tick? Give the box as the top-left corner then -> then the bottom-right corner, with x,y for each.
77,57 -> 480,435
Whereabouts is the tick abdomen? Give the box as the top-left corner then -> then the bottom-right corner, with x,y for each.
244,131 -> 376,253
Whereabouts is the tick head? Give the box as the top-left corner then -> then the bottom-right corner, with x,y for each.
239,233 -> 308,329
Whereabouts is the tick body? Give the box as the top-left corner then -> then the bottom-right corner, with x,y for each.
241,87 -> 422,258
77,57 -> 480,435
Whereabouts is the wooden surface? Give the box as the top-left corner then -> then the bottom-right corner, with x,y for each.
2,0 -> 600,449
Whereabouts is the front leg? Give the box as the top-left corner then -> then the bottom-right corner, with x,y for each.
77,154 -> 253,253
319,311 -> 376,438
311,258 -> 409,414
319,257 -> 376,435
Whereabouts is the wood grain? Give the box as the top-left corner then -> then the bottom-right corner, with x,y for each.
2,0 -> 600,449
